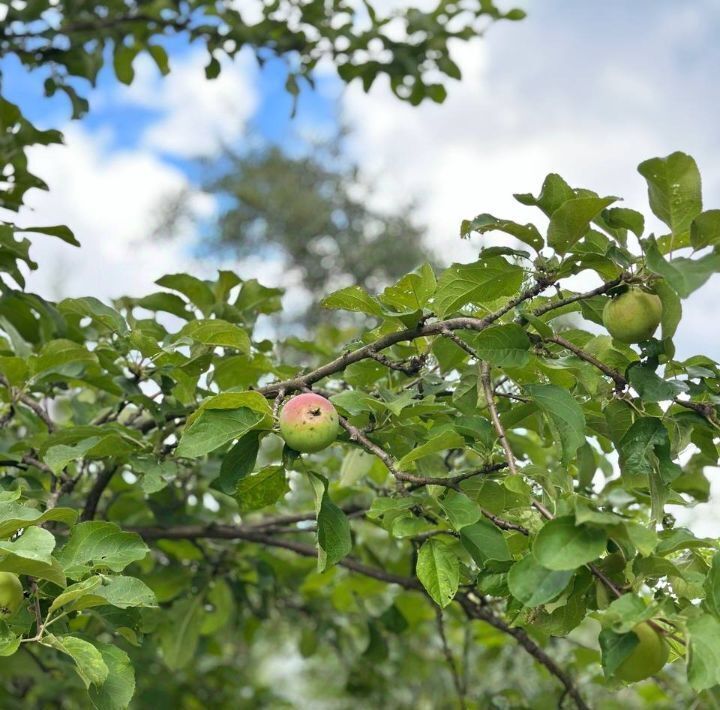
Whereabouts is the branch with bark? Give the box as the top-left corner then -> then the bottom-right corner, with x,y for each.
131,522 -> 590,709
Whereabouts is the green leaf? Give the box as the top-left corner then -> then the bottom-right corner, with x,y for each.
176,408 -> 264,458
155,273 -> 215,310
533,516 -> 607,570
159,595 -> 204,670
136,292 -> 190,319
44,437 -> 105,475
200,580 -> 234,635
704,551 -> 720,619
212,431 -> 261,495
309,473 -> 352,571
471,324 -> 531,367
235,466 -> 288,513
321,285 -> 384,317
638,152 -> 702,238
619,417 -> 681,486
0,502 -> 76,538
51,575 -> 157,612
547,196 -> 616,255
514,173 -> 575,216
397,430 -> 465,469
461,213 -> 544,252
687,614 -> 720,691
604,594 -> 656,633
525,384 -> 586,464
59,297 -> 128,334
439,490 -> 481,530
644,237 -> 720,298
88,643 -> 136,710
176,319 -> 250,352
57,522 -> 150,580
113,43 -> 138,84
691,209 -> 720,250
416,538 -> 460,607
598,628 -> 638,678
48,576 -> 103,614
147,44 -> 170,75
379,263 -> 436,312
195,391 -> 273,427
434,258 -> 524,317
0,526 -> 65,586
46,634 -> 109,689
30,339 -> 97,379
129,456 -> 177,495
459,519 -> 511,564
628,363 -> 686,403
603,207 -> 645,238
507,554 -> 573,606
654,279 -> 682,343
18,224 -> 79,246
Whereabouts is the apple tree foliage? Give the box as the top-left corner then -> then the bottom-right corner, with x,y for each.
3,147 -> 720,707
3,3 -> 720,709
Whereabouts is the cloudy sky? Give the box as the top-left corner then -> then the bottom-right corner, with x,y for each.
4,1 -> 720,526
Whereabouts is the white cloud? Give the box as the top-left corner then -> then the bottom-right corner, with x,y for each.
17,125 -> 202,300
10,46 -> 261,300
118,49 -> 259,158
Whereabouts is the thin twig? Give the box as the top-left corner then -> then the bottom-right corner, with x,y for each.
545,335 -> 627,392
368,351 -> 426,376
440,328 -> 480,360
480,362 -> 518,476
339,414 -> 506,488
435,606 -> 466,709
546,335 -> 719,427
272,388 -> 287,419
531,277 -> 625,317
0,375 -> 55,432
457,594 -> 589,710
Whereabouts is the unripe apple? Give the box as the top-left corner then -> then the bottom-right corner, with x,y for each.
279,393 -> 339,453
0,572 -> 23,619
615,622 -> 669,682
602,288 -> 662,343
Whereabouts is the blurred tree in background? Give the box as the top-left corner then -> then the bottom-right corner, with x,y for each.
155,134 -> 432,326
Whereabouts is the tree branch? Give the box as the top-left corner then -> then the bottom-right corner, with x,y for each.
457,594 -> 589,710
545,335 -> 720,427
531,277 -> 625,318
132,524 -> 588,708
257,279 -> 553,397
544,335 -> 627,392
80,465 -> 119,521
0,375 -> 55,432
339,414 -> 506,488
480,362 -> 519,476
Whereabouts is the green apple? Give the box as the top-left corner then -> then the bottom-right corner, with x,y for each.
0,572 -> 23,619
615,622 -> 669,682
602,287 -> 662,343
279,393 -> 339,453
